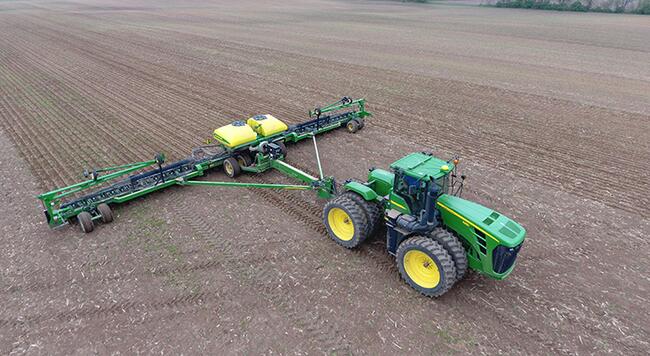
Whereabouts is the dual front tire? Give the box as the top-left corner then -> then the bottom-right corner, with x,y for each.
397,229 -> 468,297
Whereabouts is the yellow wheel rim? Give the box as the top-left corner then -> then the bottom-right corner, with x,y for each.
236,157 -> 246,167
404,250 -> 440,289
327,207 -> 354,241
224,161 -> 233,176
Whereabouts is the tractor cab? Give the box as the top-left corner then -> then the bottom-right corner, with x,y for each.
373,152 -> 458,255
387,152 -> 454,216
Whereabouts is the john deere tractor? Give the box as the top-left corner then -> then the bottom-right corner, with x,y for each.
326,152 -> 526,297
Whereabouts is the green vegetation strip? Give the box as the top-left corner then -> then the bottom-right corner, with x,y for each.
490,0 -> 650,14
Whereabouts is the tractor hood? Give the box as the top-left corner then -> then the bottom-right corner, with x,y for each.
436,194 -> 525,248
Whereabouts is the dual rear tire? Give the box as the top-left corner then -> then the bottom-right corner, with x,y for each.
339,191 -> 383,238
323,192 -> 384,249
323,194 -> 369,248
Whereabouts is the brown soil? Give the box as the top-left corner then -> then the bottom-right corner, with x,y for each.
1,0 -> 648,354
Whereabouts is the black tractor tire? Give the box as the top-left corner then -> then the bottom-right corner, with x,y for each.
235,153 -> 253,167
77,211 -> 94,233
341,191 -> 383,238
277,141 -> 287,158
396,236 -> 456,297
430,228 -> 468,282
97,203 -> 113,223
223,157 -> 241,178
357,118 -> 365,129
346,120 -> 360,134
323,195 -> 369,249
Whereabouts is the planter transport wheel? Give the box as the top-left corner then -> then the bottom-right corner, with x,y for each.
97,203 -> 113,223
346,120 -> 360,133
77,211 -> 94,233
277,141 -> 287,158
235,153 -> 253,167
223,157 -> 241,178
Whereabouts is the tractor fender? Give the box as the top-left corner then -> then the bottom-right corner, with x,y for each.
343,181 -> 378,201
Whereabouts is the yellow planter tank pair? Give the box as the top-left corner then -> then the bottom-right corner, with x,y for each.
247,114 -> 288,136
213,115 -> 289,148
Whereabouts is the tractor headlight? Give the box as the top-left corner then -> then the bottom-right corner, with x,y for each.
492,243 -> 523,274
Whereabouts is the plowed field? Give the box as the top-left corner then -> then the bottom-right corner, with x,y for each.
1,0 -> 648,354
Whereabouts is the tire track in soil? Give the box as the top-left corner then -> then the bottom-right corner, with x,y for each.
0,290 -> 208,330
166,191 -> 352,354
12,302 -> 213,349
2,251 -> 219,297
238,148 -> 619,353
182,164 -> 569,353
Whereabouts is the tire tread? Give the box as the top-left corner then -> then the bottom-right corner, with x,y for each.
323,195 -> 369,248
396,236 -> 456,297
430,228 -> 468,282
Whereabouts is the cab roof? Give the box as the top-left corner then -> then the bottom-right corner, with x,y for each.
390,152 -> 454,180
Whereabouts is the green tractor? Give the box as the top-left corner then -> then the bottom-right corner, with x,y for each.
326,152 -> 526,297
